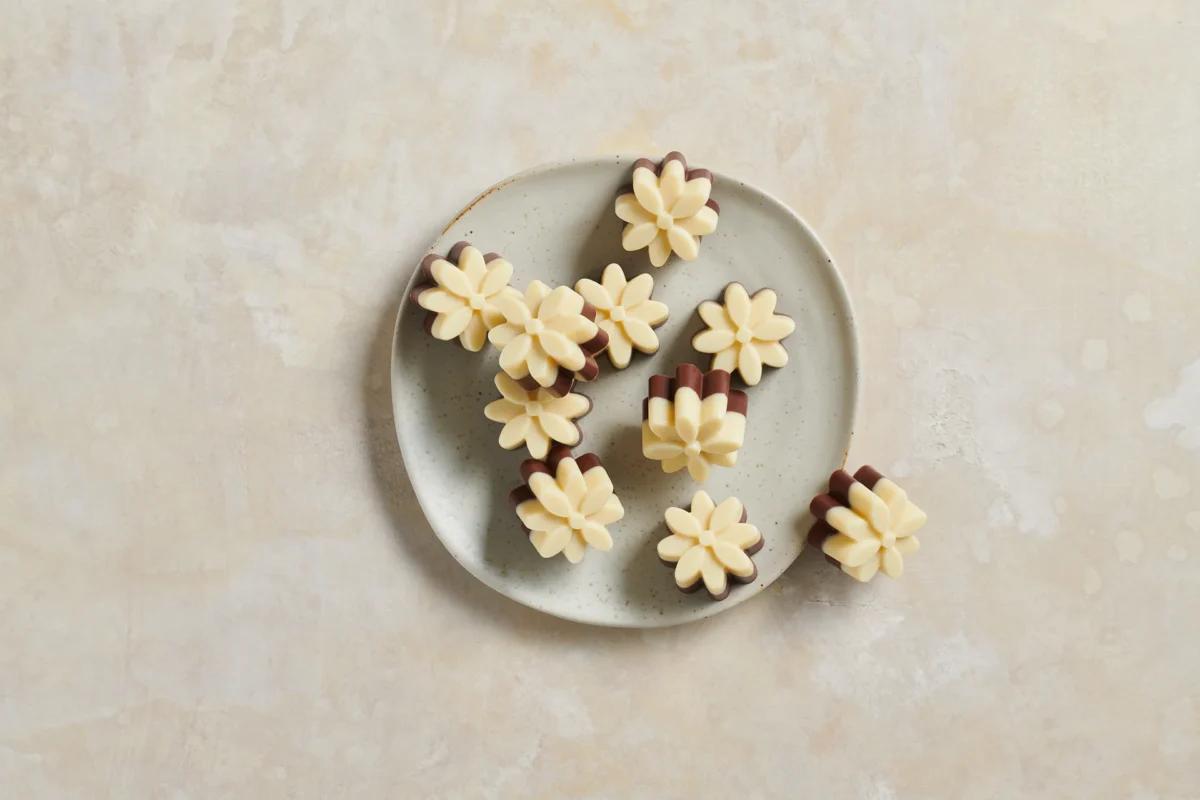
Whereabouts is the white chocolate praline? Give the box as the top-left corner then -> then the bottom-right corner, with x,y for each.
614,154 -> 719,267
484,373 -> 590,459
641,369 -> 746,483
488,281 -> 601,389
692,283 -> 795,386
658,491 -> 762,600
821,477 -> 926,582
416,245 -> 521,351
515,455 -> 625,564
575,264 -> 669,368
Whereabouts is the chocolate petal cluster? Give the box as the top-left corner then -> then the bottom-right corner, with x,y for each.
411,241 -> 522,352
641,364 -> 748,482
615,152 -> 719,267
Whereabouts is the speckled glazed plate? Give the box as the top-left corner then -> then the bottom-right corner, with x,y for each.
391,156 -> 858,627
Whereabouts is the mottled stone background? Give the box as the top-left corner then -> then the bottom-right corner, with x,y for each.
2,2 -> 1198,798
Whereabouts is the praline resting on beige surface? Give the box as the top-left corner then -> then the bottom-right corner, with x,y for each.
809,466 -> 927,582
615,151 -> 719,267
487,280 -> 609,397
509,446 -> 625,564
692,283 -> 795,386
574,263 -> 669,369
658,490 -> 763,601
411,241 -> 521,352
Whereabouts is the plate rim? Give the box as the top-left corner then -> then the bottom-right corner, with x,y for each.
390,155 -> 860,628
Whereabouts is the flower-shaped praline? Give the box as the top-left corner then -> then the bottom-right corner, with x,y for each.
615,152 -> 719,267
642,365 -> 748,482
658,491 -> 763,600
484,372 -> 591,459
510,446 -> 625,564
809,466 -> 927,582
411,242 -> 521,352
488,280 -> 609,396
692,283 -> 795,386
575,263 -> 670,368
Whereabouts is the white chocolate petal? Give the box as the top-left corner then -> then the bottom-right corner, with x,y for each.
897,504 -> 927,536
527,347 -> 556,387
621,273 -> 654,308
493,291 -> 531,325
459,246 -> 487,286
674,387 -> 701,443
516,500 -> 558,532
488,322 -> 518,347
754,315 -> 795,342
822,534 -> 880,568
708,451 -> 738,467
645,397 -> 674,440
664,506 -> 702,538
430,259 -> 472,297
700,555 -> 728,597
710,496 -> 744,533
630,299 -> 669,326
580,465 -> 614,515
659,159 -> 686,209
724,284 -> 752,326
547,313 -> 598,343
524,424 -> 550,459
484,398 -> 523,424
632,166 -> 664,215
896,535 -> 920,555
622,221 -> 658,251
666,226 -> 700,261
580,521 -> 613,551
431,306 -> 472,340
606,332 -> 632,368
757,341 -> 789,368
539,413 -> 579,446
825,506 -> 871,540
711,347 -> 738,373
669,178 -> 711,219
842,558 -> 880,583
712,541 -> 754,577
685,454 -> 710,482
574,278 -> 611,311
693,328 -> 735,353
497,415 -> 531,449
539,286 -> 584,321
623,318 -> 658,352
479,258 -> 513,296
601,263 -> 627,296
880,547 -> 904,578
674,545 -> 706,588
642,428 -> 684,460
679,205 -> 718,236
848,482 -> 891,534
690,491 -> 715,526
697,300 -> 731,331
539,330 -> 585,371
718,522 -> 761,549
592,495 -> 625,525
494,372 -> 529,403
529,473 -> 571,517
562,534 -> 587,564
498,334 -> 533,375
417,287 -> 464,314
647,231 -> 672,267
459,314 -> 487,352
531,525 -> 571,558
544,393 -> 589,419
615,193 -> 653,225
525,280 -> 550,307
701,414 -> 745,455
557,458 -> 587,506
738,341 -> 763,385
661,453 -> 690,474
748,289 -> 778,325
657,534 -> 693,561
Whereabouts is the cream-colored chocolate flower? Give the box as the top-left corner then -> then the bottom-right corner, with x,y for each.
415,244 -> 520,352
615,153 -> 719,267
575,264 -> 669,368
484,373 -> 590,459
692,283 -> 795,386
488,281 -> 602,389
642,365 -> 747,483
658,491 -> 762,600
818,472 -> 926,582
515,451 -> 624,563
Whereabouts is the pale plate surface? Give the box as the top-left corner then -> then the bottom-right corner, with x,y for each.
391,156 -> 858,627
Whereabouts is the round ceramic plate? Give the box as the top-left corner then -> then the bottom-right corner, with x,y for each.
391,156 -> 858,627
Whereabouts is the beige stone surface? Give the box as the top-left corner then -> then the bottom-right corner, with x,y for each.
2,2 -> 1198,797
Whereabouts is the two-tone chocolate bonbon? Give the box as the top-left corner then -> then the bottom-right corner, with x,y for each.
641,364 -> 748,482
615,152 -> 719,267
